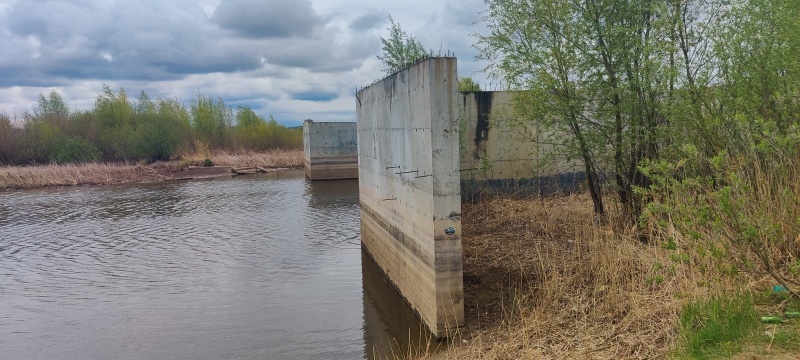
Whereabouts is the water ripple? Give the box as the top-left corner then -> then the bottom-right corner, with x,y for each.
0,172 -> 373,360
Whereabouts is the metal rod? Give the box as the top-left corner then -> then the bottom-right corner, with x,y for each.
395,170 -> 419,175
382,198 -> 397,201
385,166 -> 400,169
414,174 -> 433,179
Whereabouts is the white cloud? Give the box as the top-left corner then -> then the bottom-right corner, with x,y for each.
0,0 -> 491,124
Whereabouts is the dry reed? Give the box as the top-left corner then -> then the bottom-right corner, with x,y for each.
424,194 -> 771,360
0,162 -> 183,190
0,149 -> 304,190
181,149 -> 303,168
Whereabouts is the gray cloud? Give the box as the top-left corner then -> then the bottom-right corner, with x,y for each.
0,0 -> 262,86
0,0 -> 377,88
349,11 -> 386,31
0,0 -> 490,125
213,0 -> 324,38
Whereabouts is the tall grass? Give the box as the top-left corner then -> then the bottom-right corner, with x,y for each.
428,195 -> 684,359
642,119 -> 800,298
426,190 -> 796,359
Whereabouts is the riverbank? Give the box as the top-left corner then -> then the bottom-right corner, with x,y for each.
0,149 -> 303,191
427,195 -> 799,359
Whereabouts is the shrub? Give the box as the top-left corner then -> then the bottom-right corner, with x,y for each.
49,136 -> 102,164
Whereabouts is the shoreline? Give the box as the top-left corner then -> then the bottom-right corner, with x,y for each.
0,149 -> 304,191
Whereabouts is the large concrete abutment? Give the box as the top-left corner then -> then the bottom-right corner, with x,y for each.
458,91 -> 583,198
303,120 -> 358,180
356,57 -> 464,337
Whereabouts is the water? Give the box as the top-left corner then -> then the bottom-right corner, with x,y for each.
0,171 -> 432,360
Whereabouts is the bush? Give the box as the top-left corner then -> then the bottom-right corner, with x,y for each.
0,114 -> 18,164
49,136 -> 102,164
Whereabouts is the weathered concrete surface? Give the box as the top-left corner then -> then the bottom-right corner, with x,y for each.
458,91 -> 583,198
303,120 -> 358,180
356,57 -> 463,337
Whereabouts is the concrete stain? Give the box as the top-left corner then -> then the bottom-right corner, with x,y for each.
473,92 -> 493,160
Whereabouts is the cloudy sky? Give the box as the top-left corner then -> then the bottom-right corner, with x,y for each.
0,0 -> 490,126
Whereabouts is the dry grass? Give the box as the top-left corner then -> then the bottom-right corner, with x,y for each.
181,148 -> 304,168
0,149 -> 304,190
424,194 -> 777,360
0,162 -> 184,190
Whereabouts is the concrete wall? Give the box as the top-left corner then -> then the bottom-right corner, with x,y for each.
356,57 -> 463,337
303,120 -> 358,180
458,91 -> 584,198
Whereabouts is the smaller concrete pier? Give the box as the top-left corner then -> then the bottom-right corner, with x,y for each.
303,120 -> 358,180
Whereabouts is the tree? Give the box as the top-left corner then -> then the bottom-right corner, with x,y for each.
33,90 -> 69,125
458,77 -> 481,92
377,15 -> 432,73
476,0 -> 722,221
191,93 -> 232,149
0,113 -> 18,164
94,85 -> 138,160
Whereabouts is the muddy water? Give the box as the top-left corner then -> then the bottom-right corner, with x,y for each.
0,171 -> 433,360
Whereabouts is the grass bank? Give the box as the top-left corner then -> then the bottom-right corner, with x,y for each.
411,194 -> 800,360
0,149 -> 303,191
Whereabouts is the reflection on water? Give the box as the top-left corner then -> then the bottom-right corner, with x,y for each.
362,251 -> 441,359
0,171 -> 432,360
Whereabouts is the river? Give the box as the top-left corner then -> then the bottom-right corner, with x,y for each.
0,171 -> 435,359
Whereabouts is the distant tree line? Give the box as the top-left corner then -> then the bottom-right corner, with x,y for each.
0,86 -> 302,165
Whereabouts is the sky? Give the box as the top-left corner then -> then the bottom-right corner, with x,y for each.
0,0 -> 490,127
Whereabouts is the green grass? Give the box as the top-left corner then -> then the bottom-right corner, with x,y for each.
674,293 -> 759,359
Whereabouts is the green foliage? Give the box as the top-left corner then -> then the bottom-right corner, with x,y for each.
34,90 -> 69,125
22,119 -> 62,163
136,98 -> 191,162
643,117 -> 800,297
2,88 -> 301,165
478,0 -> 684,217
49,136 -> 101,164
377,15 -> 434,73
230,107 -> 302,151
191,92 -> 232,149
675,294 -> 758,359
0,113 -> 18,165
458,77 -> 481,92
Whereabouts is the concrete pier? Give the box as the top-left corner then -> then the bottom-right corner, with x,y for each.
458,91 -> 583,198
303,120 -> 358,180
356,57 -> 464,337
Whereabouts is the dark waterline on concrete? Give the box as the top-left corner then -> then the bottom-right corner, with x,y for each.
0,171 -> 430,360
